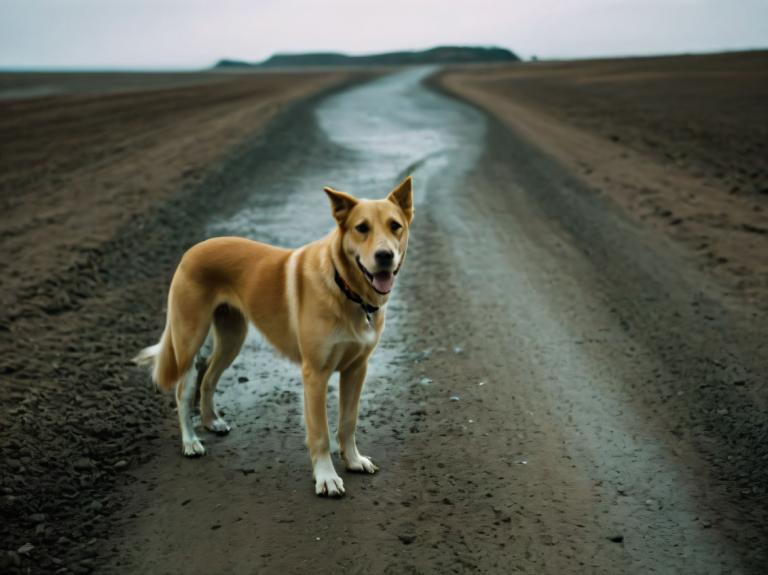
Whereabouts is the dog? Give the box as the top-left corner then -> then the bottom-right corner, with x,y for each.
133,176 -> 413,496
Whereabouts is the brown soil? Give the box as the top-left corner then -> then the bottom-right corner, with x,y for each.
436,51 -> 768,310
0,70 -> 352,337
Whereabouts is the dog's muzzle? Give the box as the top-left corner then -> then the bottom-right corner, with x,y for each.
356,256 -> 396,295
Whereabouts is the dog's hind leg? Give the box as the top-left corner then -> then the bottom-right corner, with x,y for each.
200,305 -> 247,434
176,370 -> 206,457
168,285 -> 215,457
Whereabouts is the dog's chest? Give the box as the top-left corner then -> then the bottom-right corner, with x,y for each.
333,314 -> 380,348
356,324 -> 378,345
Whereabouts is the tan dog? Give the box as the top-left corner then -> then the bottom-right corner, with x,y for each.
134,176 -> 413,496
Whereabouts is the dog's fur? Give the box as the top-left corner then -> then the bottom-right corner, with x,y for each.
134,177 -> 413,496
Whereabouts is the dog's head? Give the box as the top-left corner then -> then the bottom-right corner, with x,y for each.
324,176 -> 414,297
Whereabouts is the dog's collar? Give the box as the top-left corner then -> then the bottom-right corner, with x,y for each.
334,267 -> 379,319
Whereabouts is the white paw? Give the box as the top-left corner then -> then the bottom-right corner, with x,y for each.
205,418 -> 231,435
182,438 -> 206,457
315,472 -> 345,497
345,454 -> 378,474
313,455 -> 344,496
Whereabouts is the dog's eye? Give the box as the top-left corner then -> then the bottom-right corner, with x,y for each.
355,223 -> 369,234
390,221 -> 402,232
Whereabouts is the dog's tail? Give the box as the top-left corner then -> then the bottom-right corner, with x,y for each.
132,322 -> 180,393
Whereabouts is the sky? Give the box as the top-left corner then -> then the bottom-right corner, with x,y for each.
1,0 -> 767,69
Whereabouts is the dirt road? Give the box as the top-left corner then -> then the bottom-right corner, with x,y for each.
105,68 -> 768,573
3,65 -> 767,574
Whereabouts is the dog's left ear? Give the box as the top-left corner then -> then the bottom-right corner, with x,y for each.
324,187 -> 358,226
387,176 -> 414,223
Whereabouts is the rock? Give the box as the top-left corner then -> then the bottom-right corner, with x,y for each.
3,550 -> 21,567
607,534 -> 624,543
73,458 -> 93,471
398,533 -> 416,545
29,513 -> 46,523
644,498 -> 663,510
449,395 -> 460,401
113,460 -> 128,470
17,542 -> 34,555
238,376 -> 249,383
89,500 -> 103,513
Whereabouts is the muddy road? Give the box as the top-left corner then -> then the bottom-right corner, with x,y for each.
4,67 -> 767,573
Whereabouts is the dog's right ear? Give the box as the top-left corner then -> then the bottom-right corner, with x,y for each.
324,187 -> 358,226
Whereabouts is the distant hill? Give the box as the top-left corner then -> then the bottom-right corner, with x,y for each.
214,46 -> 519,69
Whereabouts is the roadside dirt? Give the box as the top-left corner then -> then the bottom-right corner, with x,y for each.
0,70 -> 353,334
436,51 -> 768,310
0,71 -> 373,573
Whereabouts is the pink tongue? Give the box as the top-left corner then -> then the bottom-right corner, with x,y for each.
372,271 -> 394,293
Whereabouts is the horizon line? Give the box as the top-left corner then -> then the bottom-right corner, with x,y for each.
1,45 -> 765,73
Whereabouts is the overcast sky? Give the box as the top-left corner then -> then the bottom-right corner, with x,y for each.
1,0 -> 766,69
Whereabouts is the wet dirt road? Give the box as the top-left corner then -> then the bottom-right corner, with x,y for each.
111,69 -> 768,573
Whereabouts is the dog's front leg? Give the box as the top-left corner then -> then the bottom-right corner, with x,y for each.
302,362 -> 345,497
338,359 -> 378,474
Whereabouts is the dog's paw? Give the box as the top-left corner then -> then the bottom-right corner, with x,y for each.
205,418 -> 231,435
182,438 -> 206,457
345,454 -> 378,474
315,471 -> 345,497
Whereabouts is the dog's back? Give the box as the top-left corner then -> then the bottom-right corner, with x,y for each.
133,236 -> 293,391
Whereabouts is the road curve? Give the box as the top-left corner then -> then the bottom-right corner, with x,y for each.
109,68 -> 768,574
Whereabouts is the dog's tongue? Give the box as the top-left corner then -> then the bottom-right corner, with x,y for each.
372,271 -> 394,294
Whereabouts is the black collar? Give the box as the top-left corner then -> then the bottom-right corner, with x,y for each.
334,267 -> 379,316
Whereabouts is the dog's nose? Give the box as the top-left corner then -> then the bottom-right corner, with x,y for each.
375,250 -> 395,266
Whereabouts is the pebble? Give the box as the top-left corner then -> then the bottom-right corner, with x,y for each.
73,458 -> 93,471
3,551 -> 21,567
17,542 -> 34,555
398,533 -> 416,545
450,395 -> 460,401
607,534 -> 624,543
